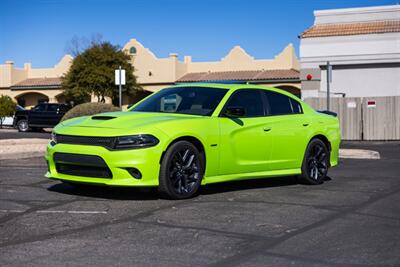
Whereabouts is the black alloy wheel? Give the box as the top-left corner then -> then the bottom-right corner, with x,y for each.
299,138 -> 329,185
158,141 -> 204,199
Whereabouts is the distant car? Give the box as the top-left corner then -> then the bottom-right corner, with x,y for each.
1,105 -> 25,127
46,84 -> 340,199
14,103 -> 70,132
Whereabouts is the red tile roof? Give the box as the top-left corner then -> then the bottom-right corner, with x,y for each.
177,69 -> 300,83
12,77 -> 62,88
300,20 -> 400,38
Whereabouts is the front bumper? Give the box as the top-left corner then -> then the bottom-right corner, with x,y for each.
45,142 -> 163,186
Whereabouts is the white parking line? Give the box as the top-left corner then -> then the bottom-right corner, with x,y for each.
36,210 -> 108,214
0,209 -> 107,214
0,209 -> 25,213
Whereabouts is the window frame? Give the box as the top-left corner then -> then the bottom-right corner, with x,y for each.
219,89 -> 268,118
262,90 -> 304,116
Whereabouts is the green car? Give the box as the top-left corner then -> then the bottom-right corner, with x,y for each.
45,84 -> 340,199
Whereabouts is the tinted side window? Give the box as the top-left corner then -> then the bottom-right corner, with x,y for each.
290,98 -> 303,114
33,104 -> 47,112
47,104 -> 59,112
59,105 -> 70,112
264,91 -> 294,115
225,90 -> 264,117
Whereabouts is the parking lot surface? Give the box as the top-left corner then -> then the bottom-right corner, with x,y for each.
0,129 -> 51,140
0,142 -> 399,266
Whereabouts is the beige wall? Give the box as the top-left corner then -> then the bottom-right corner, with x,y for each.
27,55 -> 72,78
123,39 -> 300,86
1,38 -> 300,107
0,55 -> 72,88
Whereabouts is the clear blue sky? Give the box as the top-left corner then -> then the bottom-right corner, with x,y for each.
0,0 -> 396,68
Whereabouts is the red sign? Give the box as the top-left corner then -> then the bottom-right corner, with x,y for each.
367,100 -> 376,108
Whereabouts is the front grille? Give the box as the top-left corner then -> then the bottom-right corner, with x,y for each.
55,134 -> 116,150
54,152 -> 112,178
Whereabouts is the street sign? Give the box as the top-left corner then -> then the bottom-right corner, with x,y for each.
115,66 -> 125,109
115,69 -> 126,85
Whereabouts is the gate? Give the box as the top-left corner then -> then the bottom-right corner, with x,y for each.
304,96 -> 399,140
362,96 -> 400,140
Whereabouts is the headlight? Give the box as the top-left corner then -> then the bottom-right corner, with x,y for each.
115,134 -> 159,149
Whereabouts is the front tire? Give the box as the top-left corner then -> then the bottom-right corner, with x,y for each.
17,119 -> 29,132
299,138 -> 329,185
158,141 -> 204,199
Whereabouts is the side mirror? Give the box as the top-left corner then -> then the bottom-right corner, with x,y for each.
224,107 -> 245,118
127,104 -> 134,109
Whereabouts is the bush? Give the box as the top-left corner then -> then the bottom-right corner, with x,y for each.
0,95 -> 17,128
62,102 -> 119,122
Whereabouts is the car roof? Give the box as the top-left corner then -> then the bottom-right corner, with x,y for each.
172,83 -> 300,100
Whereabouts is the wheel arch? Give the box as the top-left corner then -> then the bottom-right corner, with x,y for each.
15,115 -> 28,122
310,134 -> 331,152
308,134 -> 332,167
159,136 -> 206,170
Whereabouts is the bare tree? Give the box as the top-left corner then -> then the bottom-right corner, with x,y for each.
65,33 -> 103,56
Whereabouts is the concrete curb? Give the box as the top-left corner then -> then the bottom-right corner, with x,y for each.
339,148 -> 380,159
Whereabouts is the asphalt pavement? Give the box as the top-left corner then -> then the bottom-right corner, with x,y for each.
0,142 -> 399,266
0,128 -> 51,140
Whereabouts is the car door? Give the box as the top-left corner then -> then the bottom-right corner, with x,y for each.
262,90 -> 312,171
218,89 -> 273,175
46,104 -> 63,126
28,104 -> 47,126
56,105 -> 70,124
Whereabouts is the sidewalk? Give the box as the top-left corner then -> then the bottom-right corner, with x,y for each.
0,138 -> 49,160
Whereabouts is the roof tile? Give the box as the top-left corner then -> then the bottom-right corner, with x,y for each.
12,77 -> 62,88
177,69 -> 299,82
300,20 -> 400,38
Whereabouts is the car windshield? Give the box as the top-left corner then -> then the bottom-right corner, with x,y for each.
131,87 -> 228,116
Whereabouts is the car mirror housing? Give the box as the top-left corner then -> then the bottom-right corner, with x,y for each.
224,107 -> 245,118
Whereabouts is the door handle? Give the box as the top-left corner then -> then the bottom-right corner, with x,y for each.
263,127 -> 271,132
302,123 -> 309,127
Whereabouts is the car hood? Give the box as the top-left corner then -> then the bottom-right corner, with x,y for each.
60,111 -> 199,130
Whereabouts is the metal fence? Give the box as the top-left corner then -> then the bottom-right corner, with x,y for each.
304,96 -> 400,140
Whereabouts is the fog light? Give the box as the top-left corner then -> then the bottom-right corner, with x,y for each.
126,168 -> 142,179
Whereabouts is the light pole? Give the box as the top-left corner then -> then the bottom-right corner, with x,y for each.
326,61 -> 332,111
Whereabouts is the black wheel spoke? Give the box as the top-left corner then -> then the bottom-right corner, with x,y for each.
307,143 -> 328,180
168,147 -> 200,195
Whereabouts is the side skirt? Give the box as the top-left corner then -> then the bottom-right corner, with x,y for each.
202,168 -> 301,185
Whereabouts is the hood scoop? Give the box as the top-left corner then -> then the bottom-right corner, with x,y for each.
91,115 -> 117,120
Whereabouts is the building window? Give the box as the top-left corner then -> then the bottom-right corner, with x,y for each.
129,46 -> 137,54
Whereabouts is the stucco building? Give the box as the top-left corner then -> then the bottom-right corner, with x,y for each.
299,5 -> 400,98
0,39 -> 301,108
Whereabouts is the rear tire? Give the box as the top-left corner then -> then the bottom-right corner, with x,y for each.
158,141 -> 204,199
17,119 -> 30,132
298,138 -> 329,185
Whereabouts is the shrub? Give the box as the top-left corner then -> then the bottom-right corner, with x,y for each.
62,102 -> 119,122
0,95 -> 17,128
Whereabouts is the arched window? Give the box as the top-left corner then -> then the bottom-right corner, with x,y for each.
129,46 -> 137,54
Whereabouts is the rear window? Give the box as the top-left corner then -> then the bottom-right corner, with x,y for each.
264,91 -> 302,115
